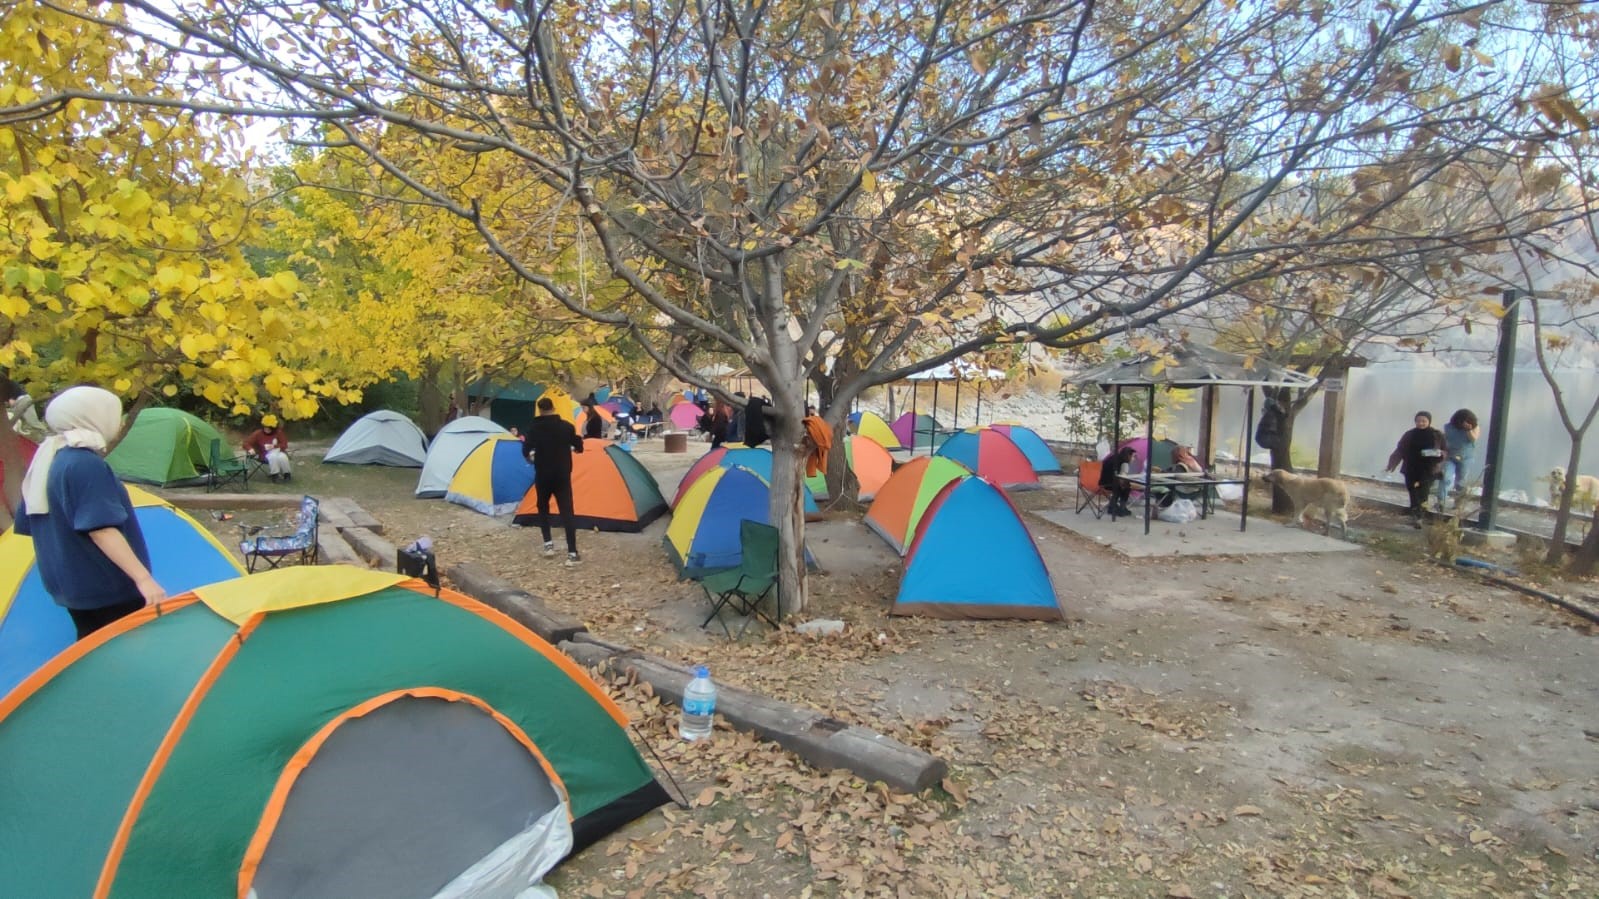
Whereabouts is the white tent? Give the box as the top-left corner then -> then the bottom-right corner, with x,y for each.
323,411 -> 430,467
416,416 -> 509,498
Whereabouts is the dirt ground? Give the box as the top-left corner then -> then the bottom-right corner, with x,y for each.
203,440 -> 1599,897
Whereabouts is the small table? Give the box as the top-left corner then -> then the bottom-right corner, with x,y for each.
1142,472 -> 1245,520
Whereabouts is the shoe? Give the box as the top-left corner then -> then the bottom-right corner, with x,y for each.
565,552 -> 581,567
542,542 -> 555,558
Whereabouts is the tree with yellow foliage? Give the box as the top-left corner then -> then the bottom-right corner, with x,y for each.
0,1 -> 358,514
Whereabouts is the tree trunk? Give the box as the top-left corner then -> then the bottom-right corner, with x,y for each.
1267,389 -> 1297,515
822,419 -> 858,507
417,360 -> 447,436
1548,441 -> 1585,565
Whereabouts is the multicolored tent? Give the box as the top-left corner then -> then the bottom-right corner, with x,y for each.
990,424 -> 1062,475
0,567 -> 668,898
665,466 -> 813,576
671,447 -> 821,521
890,412 -> 947,450
1118,436 -> 1179,472
444,436 -> 536,516
864,456 -> 971,554
893,477 -> 1063,620
668,401 -> 703,430
934,428 -> 1041,490
852,411 -> 902,450
512,439 -> 667,532
323,410 -> 429,467
540,388 -> 582,426
105,408 -> 225,487
0,485 -> 245,699
416,416 -> 508,498
576,405 -> 615,437
846,436 -> 895,502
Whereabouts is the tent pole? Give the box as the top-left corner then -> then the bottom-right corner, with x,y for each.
931,381 -> 939,447
1144,385 -> 1154,535
1241,387 -> 1255,532
910,383 -> 919,452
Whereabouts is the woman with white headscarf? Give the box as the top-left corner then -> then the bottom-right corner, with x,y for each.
15,386 -> 167,638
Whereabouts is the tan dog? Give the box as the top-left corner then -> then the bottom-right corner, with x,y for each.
1262,469 -> 1349,535
1550,467 -> 1599,514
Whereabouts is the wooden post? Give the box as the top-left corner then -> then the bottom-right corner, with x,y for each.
1196,385 -> 1218,468
1317,378 -> 1346,478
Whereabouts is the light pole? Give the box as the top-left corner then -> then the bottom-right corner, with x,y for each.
1475,287 -> 1562,534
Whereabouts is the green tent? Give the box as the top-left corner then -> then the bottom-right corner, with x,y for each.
0,566 -> 669,898
106,407 -> 225,486
465,379 -> 546,434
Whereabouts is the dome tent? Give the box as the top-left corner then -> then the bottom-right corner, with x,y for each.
105,407 -> 225,487
323,410 -> 429,467
851,411 -> 902,450
512,439 -> 668,532
416,416 -> 508,498
0,485 -> 245,697
665,466 -> 815,577
933,428 -> 1041,491
0,567 -> 669,898
670,446 -> 823,521
989,424 -> 1062,475
892,477 -> 1063,620
863,456 -> 971,554
444,436 -> 537,516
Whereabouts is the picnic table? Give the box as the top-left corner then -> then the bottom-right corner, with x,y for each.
1142,471 -> 1246,520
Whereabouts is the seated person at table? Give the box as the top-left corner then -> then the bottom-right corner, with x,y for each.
1170,445 -> 1205,474
243,415 -> 292,482
1099,446 -> 1138,519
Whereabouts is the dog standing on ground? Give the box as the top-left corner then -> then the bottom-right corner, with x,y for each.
1550,467 -> 1599,514
1262,469 -> 1350,536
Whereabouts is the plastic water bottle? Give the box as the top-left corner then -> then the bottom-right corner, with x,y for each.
679,666 -> 716,741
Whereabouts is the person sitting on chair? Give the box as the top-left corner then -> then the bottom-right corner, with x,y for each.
1100,446 -> 1137,519
243,415 -> 292,482
1171,445 -> 1206,475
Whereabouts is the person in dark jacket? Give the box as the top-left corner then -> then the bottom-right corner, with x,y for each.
522,397 -> 585,564
743,396 -> 772,448
1099,446 -> 1138,519
1386,410 -> 1447,527
580,399 -> 604,439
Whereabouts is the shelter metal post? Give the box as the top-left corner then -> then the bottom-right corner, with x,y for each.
1197,385 -> 1217,469
1144,385 -> 1155,535
975,383 -> 983,426
1112,386 -> 1123,455
953,380 -> 961,430
910,385 -> 918,452
1241,387 -> 1255,532
930,382 -> 939,448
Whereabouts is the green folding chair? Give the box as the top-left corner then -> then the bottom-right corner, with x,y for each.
206,438 -> 255,492
698,520 -> 781,638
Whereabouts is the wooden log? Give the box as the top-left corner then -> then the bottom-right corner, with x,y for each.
340,527 -> 398,571
320,497 -> 384,533
446,562 -> 587,645
156,491 -> 299,510
564,634 -> 947,793
316,530 -> 368,568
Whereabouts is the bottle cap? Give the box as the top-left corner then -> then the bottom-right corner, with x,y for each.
694,665 -> 710,678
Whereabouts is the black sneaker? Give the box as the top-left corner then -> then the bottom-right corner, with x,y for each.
565,552 -> 581,567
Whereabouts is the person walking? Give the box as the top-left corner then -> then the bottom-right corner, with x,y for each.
523,396 -> 584,565
1386,410 -> 1446,527
580,399 -> 604,440
15,386 -> 168,638
1440,408 -> 1479,510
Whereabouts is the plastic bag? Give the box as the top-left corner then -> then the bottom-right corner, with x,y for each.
1215,483 -> 1244,503
1157,498 -> 1199,523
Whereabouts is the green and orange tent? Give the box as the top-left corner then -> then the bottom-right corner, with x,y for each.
863,456 -> 971,554
512,439 -> 667,532
0,567 -> 668,898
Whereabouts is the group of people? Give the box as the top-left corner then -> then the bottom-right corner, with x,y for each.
701,393 -> 773,449
1387,409 -> 1478,526
1097,442 -> 1207,520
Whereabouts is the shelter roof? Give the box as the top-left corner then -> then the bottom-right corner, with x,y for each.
1068,343 -> 1318,390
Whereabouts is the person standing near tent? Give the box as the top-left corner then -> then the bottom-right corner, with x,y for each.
581,398 -> 604,440
243,415 -> 292,482
524,396 -> 585,565
1386,410 -> 1446,527
15,386 -> 168,638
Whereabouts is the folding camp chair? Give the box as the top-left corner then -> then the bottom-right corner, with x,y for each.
698,520 -> 781,638
240,495 -> 320,572
1075,459 -> 1110,519
207,438 -> 257,492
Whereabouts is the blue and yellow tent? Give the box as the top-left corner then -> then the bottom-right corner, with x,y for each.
673,447 -> 823,520
0,485 -> 245,697
891,477 -> 1062,620
444,436 -> 536,516
665,466 -> 814,577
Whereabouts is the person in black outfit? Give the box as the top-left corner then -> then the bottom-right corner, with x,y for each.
1100,446 -> 1137,519
523,397 -> 585,564
1386,410 -> 1446,527
744,396 -> 772,448
580,399 -> 604,439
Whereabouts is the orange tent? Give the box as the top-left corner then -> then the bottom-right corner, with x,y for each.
848,436 -> 894,502
513,439 -> 667,532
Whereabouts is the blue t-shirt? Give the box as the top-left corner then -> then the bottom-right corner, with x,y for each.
1444,422 -> 1475,461
14,448 -> 150,610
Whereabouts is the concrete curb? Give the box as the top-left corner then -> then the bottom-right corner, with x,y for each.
316,530 -> 368,567
341,527 -> 398,571
563,634 -> 948,794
